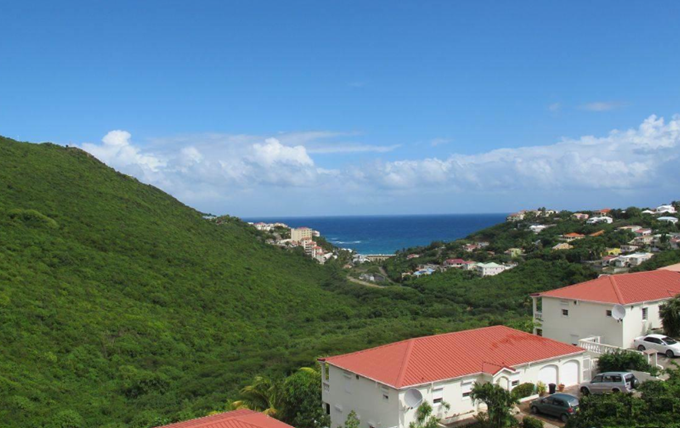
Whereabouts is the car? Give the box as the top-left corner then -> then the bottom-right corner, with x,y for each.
530,393 -> 579,422
579,371 -> 639,395
634,334 -> 680,358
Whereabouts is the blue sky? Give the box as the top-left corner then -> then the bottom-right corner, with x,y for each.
1,1 -> 679,216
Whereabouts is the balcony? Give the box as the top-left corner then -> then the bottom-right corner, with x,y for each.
534,311 -> 543,322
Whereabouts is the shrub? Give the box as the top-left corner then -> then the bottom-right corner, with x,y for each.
597,349 -> 657,375
536,381 -> 547,396
8,208 -> 59,229
511,382 -> 535,399
522,416 -> 544,428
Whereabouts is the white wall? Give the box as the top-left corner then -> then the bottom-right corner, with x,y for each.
538,297 -> 624,347
322,364 -> 399,428
622,301 -> 663,348
537,297 -> 665,348
323,353 -> 586,428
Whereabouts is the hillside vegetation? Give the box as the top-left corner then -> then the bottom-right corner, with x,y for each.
0,136 -> 625,427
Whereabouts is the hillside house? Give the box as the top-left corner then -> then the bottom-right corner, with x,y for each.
656,205 -> 677,214
155,410 -> 294,428
552,243 -> 573,251
319,326 -> 588,428
611,252 -> 653,268
572,213 -> 589,220
587,216 -> 613,225
504,248 -> 524,258
658,216 -> 678,224
531,270 -> 680,348
475,262 -> 507,277
620,244 -> 639,253
561,233 -> 585,242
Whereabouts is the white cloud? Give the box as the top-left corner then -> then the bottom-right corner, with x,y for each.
358,115 -> 679,193
579,101 -> 627,112
77,115 -> 680,214
548,102 -> 561,112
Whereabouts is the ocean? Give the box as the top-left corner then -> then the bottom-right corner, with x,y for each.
244,214 -> 507,254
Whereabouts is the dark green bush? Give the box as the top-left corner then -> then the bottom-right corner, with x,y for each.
522,416 -> 544,428
597,350 -> 657,375
512,382 -> 536,399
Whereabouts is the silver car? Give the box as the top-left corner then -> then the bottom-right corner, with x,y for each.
633,334 -> 680,358
579,371 -> 639,395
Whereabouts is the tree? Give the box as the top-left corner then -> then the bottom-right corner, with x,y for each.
660,295 -> 680,337
280,367 -> 329,428
470,383 -> 518,428
231,376 -> 284,417
343,411 -> 360,428
408,402 -> 445,428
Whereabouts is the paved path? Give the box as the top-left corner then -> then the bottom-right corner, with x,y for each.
346,275 -> 385,288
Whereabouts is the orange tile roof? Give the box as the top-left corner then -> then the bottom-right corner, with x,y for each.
537,270 -> 680,304
319,326 -> 583,389
589,230 -> 605,237
660,263 -> 680,272
563,233 -> 584,237
155,410 -> 294,428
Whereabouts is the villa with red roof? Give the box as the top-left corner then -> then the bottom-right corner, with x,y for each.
319,326 -> 587,428
154,409 -> 294,428
531,270 -> 680,349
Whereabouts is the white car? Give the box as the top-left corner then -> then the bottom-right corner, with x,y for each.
633,334 -> 680,357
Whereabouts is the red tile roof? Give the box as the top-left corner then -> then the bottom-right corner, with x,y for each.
319,326 -> 583,389
563,233 -> 584,238
537,270 -> 680,304
154,410 -> 294,428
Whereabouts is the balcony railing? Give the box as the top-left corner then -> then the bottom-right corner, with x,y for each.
534,311 -> 543,322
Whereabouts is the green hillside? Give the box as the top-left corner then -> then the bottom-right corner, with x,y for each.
0,137 -> 385,427
0,136 -> 604,427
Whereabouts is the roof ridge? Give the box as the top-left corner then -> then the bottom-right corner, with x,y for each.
609,276 -> 626,304
395,339 -> 415,387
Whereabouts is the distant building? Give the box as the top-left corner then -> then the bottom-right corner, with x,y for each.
475,262 -> 507,277
552,243 -> 573,251
504,248 -> 523,258
656,204 -> 677,214
572,213 -> 589,220
291,227 -> 313,243
587,216 -> 613,224
561,232 -> 585,242
658,216 -> 678,224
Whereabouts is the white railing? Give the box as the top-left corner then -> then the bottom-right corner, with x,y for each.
578,339 -> 633,356
578,337 -> 663,371
534,311 -> 543,322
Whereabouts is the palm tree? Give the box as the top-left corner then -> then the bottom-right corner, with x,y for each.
661,295 -> 680,337
230,376 -> 284,418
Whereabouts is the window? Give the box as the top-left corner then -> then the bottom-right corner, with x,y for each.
592,375 -> 603,383
323,364 -> 329,381
324,403 -> 330,415
642,307 -> 648,320
645,337 -> 662,344
433,387 -> 444,404
511,380 -> 519,387
606,310 -> 612,317
536,328 -> 543,337
462,380 -> 473,399
381,386 -> 389,401
562,309 -> 569,317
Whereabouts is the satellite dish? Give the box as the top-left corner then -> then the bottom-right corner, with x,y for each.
612,304 -> 626,321
404,388 -> 423,408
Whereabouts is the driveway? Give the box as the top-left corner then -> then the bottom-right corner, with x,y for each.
517,401 -> 565,428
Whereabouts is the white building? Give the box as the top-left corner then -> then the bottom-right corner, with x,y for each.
587,216 -> 613,224
319,326 -> 587,428
291,227 -> 314,243
610,252 -> 653,268
475,262 -> 506,276
656,205 -> 677,214
658,216 -> 678,224
531,270 -> 680,348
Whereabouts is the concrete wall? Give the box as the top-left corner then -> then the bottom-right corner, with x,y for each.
539,298 -> 624,347
322,364 -> 400,428
322,353 -> 587,428
538,297 -> 665,348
